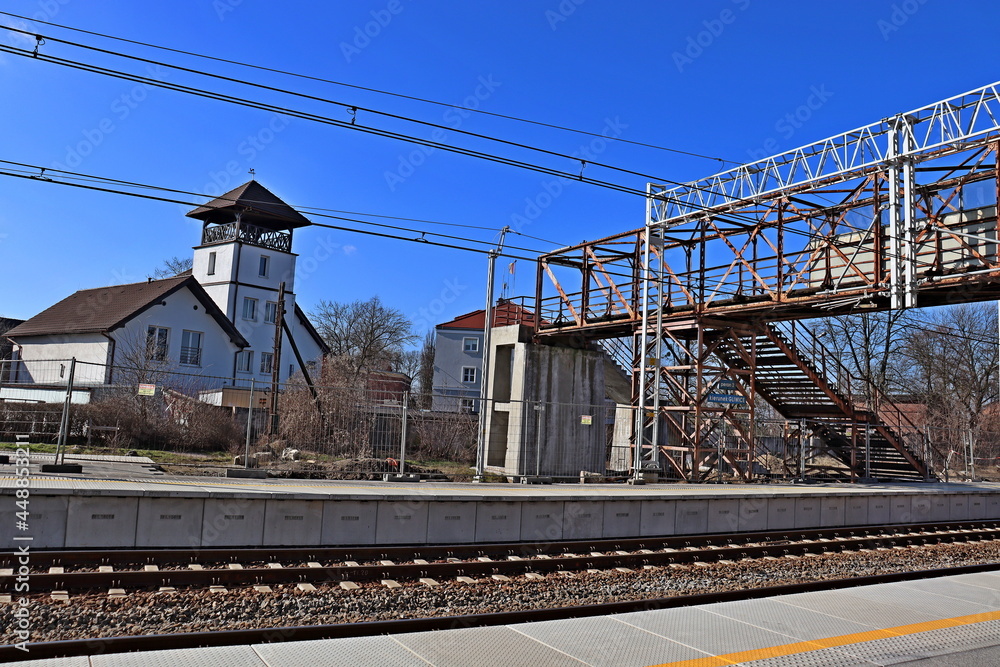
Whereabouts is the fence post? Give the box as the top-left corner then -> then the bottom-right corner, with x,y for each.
244,378 -> 255,470
534,402 -> 545,477
798,418 -> 807,480
865,425 -> 871,480
54,357 -> 76,465
400,390 -> 409,474
924,432 -> 931,481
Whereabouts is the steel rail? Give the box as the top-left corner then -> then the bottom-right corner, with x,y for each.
4,520 -> 996,569
4,521 -> 997,593
2,562 -> 999,662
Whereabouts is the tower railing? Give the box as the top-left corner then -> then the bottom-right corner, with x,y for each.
201,221 -> 291,252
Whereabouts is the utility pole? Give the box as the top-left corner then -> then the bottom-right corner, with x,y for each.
245,377 -> 255,469
269,282 -> 285,435
475,226 -> 509,481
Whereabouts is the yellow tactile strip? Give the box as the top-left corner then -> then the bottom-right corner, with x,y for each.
647,610 -> 1000,666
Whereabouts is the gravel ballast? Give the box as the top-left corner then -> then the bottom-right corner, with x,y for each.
2,540 -> 998,644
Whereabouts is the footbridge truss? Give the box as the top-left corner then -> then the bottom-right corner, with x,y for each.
530,80 -> 1000,482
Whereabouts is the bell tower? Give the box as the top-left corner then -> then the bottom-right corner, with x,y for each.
186,180 -> 312,382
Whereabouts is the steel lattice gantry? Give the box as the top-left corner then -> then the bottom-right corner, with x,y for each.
532,81 -> 1000,482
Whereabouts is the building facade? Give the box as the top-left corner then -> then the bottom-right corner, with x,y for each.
3,181 -> 328,403
430,301 -> 534,413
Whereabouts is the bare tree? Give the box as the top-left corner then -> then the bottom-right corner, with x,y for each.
310,296 -> 416,374
903,302 -> 999,477
813,309 -> 919,406
394,349 -> 421,381
416,330 -> 436,401
148,256 -> 193,279
80,328 -> 241,453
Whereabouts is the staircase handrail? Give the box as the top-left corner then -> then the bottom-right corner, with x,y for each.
596,336 -> 634,373
770,321 -> 925,454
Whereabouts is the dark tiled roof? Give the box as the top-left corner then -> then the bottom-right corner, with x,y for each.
6,277 -> 249,347
0,317 -> 24,332
186,180 -> 311,230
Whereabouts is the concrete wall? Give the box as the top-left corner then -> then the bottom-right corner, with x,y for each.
483,326 -> 607,477
8,489 -> 1000,550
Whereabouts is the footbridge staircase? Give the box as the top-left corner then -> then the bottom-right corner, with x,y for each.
714,322 -> 931,481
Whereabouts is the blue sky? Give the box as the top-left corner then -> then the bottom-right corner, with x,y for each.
1,0 -> 999,340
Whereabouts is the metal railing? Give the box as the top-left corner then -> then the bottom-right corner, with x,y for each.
769,321 -> 928,467
179,346 -> 202,367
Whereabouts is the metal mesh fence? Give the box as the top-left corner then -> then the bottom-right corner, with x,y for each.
1,358 -> 995,480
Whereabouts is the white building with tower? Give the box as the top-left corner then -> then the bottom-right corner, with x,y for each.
3,180 -> 328,402
186,179 -> 327,387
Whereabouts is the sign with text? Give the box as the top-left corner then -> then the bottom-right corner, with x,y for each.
580,415 -> 593,425
707,393 -> 746,404
138,383 -> 156,396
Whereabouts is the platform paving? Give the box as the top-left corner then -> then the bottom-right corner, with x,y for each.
5,571 -> 999,666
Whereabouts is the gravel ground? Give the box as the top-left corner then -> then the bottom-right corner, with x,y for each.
3,540 -> 998,644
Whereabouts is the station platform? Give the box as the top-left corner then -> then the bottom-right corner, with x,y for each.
7,570 -> 1000,665
2,456 -> 999,549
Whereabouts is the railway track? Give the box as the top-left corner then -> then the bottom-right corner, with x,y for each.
3,520 -> 998,594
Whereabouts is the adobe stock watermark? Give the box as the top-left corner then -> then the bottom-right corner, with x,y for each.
510,116 -> 627,232
877,0 -> 930,40
286,234 -> 355,289
50,65 -> 170,171
411,278 -> 468,332
745,85 -> 834,162
212,0 -> 243,21
2,0 -> 71,48
198,113 -> 292,198
545,0 -> 586,30
384,75 -> 502,192
672,0 -> 751,73
340,0 -> 407,63
11,442 -> 33,652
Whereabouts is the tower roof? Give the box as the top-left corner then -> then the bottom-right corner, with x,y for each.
186,180 -> 311,230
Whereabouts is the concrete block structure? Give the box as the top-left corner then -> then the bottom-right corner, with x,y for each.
5,477 -> 1000,550
482,324 -> 609,478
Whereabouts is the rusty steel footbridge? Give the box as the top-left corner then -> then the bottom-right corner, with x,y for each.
527,81 -> 1000,482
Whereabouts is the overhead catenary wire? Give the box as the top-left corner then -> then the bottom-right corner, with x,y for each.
0,27 -> 988,294
0,26 -> 684,192
0,40 -> 652,201
0,166 -> 545,264
2,21 -> 927,255
0,11 -> 739,167
0,21 -> 852,243
0,162 -> 554,257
